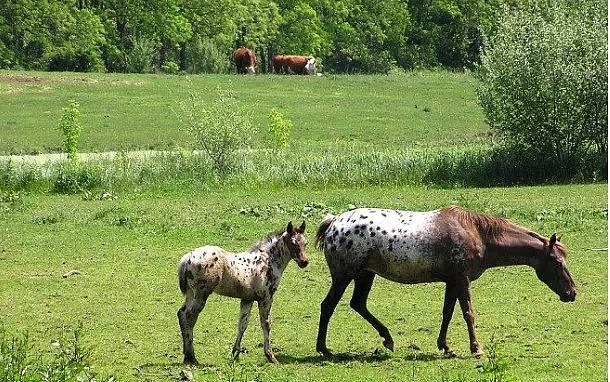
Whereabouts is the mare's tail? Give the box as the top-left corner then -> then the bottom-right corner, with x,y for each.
315,214 -> 336,250
177,256 -> 189,295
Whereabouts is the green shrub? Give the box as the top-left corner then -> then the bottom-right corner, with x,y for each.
477,0 -> 607,171
267,109 -> 293,151
125,36 -> 157,74
184,36 -> 232,74
177,85 -> 256,176
59,99 -> 82,163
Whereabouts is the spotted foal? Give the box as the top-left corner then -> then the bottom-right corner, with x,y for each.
177,221 -> 308,364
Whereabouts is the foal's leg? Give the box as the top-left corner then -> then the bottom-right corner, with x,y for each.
178,292 -> 209,365
257,298 -> 278,363
350,270 -> 394,351
316,277 -> 352,357
232,300 -> 254,360
437,282 -> 458,357
456,281 -> 483,357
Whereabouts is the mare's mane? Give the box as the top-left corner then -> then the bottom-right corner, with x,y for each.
441,206 -> 513,237
441,205 -> 567,257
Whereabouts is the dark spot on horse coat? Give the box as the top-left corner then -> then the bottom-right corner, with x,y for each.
345,230 -> 351,236
186,269 -> 194,279
346,240 -> 353,250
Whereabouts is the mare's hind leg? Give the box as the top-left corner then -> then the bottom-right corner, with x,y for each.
350,270 -> 394,351
232,300 -> 254,360
316,276 -> 352,357
178,290 -> 210,365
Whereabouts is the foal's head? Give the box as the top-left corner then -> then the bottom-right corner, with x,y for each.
535,233 -> 576,302
282,221 -> 309,268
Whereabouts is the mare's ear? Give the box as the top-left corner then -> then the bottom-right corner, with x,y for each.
286,221 -> 294,235
549,233 -> 558,250
298,221 -> 306,233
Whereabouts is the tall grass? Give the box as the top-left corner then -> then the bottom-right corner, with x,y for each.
0,323 -> 115,382
0,146 -> 605,194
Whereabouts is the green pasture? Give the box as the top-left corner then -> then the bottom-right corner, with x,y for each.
0,70 -> 606,381
0,183 -> 607,381
0,70 -> 487,155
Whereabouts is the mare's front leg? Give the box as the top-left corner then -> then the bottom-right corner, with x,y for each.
456,279 -> 483,357
232,300 -> 254,360
437,282 -> 457,356
258,298 -> 278,363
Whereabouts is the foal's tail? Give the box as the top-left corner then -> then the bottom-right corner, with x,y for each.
315,214 -> 336,250
177,256 -> 189,295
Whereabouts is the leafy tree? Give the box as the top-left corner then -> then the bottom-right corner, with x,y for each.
275,1 -> 330,58
477,0 -> 607,172
319,0 -> 410,73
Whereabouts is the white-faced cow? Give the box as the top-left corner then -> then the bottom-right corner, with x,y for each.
273,55 -> 316,75
234,47 -> 256,74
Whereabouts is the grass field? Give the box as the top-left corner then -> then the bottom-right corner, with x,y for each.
0,70 -> 487,155
0,70 -> 607,381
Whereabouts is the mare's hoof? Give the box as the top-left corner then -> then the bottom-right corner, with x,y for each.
443,349 -> 457,358
183,356 -> 199,365
473,350 -> 484,359
382,339 -> 394,352
317,347 -> 333,358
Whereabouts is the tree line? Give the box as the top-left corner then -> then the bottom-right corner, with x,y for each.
0,0 -> 505,74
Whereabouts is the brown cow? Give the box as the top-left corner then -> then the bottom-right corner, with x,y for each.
234,47 -> 256,74
272,55 -> 317,75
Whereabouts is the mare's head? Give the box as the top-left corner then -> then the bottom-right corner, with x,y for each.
283,221 -> 309,268
534,233 -> 576,302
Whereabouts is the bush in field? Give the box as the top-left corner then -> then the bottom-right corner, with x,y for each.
267,109 -> 293,151
178,84 -> 256,176
59,99 -> 82,163
477,0 -> 608,172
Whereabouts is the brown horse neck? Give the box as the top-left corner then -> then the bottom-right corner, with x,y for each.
482,227 -> 546,269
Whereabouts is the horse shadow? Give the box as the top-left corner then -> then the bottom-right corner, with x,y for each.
276,349 -> 448,365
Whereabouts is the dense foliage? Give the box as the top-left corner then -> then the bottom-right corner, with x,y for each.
0,0 -> 501,73
477,0 -> 607,174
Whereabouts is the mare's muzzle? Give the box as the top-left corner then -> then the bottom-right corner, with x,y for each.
560,290 -> 576,302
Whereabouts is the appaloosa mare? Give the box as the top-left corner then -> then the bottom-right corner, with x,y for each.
315,206 -> 576,357
177,221 -> 308,364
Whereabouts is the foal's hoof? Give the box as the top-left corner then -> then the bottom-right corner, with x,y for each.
473,349 -> 484,359
382,339 -> 394,352
265,353 -> 279,364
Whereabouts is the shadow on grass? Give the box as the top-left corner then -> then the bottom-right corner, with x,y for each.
276,349 -> 449,365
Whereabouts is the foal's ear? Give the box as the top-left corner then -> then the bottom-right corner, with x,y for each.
286,221 -> 294,235
298,220 -> 306,233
